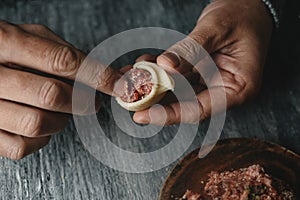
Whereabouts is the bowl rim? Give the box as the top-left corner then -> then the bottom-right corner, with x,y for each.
158,137 -> 300,200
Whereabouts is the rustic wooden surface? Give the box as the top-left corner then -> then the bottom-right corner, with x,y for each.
0,0 -> 300,200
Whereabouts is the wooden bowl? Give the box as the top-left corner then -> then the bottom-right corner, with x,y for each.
159,138 -> 300,200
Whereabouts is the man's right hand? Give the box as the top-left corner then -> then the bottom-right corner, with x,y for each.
0,20 -> 122,160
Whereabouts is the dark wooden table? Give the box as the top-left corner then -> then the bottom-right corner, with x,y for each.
0,0 -> 299,199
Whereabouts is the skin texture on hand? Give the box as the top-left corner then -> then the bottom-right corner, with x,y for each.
0,21 -> 122,160
133,0 -> 273,125
0,0 -> 273,159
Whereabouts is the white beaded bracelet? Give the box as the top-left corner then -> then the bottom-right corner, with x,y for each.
261,0 -> 280,28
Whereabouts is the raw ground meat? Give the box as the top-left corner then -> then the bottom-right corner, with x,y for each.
178,164 -> 295,200
120,68 -> 153,103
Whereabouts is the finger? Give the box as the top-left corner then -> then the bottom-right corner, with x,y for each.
133,86 -> 229,125
0,21 -> 123,96
18,24 -> 73,47
192,56 -> 217,85
156,36 -> 210,75
0,99 -> 69,137
157,51 -> 196,74
7,24 -> 73,77
158,83 -> 206,105
133,101 -> 201,126
151,54 -> 256,125
0,130 -> 50,160
156,14 -> 227,75
135,54 -> 157,63
0,65 -> 99,114
135,53 -> 200,83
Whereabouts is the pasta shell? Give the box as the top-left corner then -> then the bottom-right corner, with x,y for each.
116,61 -> 175,111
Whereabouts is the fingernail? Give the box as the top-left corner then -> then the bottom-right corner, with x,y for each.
139,117 -> 150,124
161,52 -> 180,67
113,76 -> 126,97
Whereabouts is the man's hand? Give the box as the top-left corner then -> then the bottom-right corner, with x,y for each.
133,0 -> 273,125
0,20 -> 122,160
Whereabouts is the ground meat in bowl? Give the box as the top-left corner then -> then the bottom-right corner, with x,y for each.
178,164 -> 295,200
120,68 -> 154,103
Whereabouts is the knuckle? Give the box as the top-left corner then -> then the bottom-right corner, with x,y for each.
40,81 -> 65,109
96,68 -> 114,90
190,29 -> 210,46
7,139 -> 26,160
19,111 -> 43,137
171,37 -> 204,64
49,46 -> 80,75
190,25 -> 220,52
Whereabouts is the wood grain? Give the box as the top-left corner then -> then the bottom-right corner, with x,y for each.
0,0 -> 300,200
